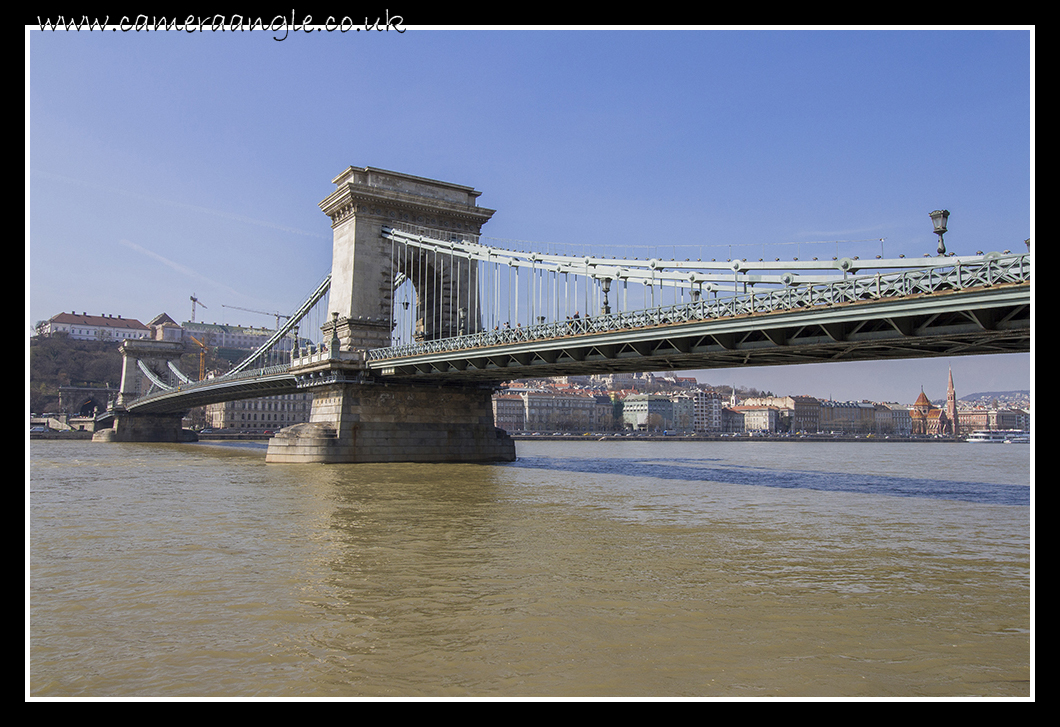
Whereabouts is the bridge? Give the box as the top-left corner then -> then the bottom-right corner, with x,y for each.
94,167 -> 1031,463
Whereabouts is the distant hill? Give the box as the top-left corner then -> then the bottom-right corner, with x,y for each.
29,334 -> 231,414
954,390 -> 1030,408
29,335 -> 123,413
961,390 -> 1029,401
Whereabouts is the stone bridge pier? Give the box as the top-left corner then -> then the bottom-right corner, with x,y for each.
93,340 -> 198,443
265,167 -> 515,464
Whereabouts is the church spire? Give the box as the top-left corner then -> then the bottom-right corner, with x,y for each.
946,367 -> 958,437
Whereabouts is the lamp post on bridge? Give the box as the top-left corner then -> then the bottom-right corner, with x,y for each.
930,209 -> 950,256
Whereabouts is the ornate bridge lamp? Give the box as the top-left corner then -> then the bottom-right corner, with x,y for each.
600,277 -> 612,315
930,209 -> 950,256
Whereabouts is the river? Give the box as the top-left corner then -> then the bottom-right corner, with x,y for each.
29,439 -> 1031,698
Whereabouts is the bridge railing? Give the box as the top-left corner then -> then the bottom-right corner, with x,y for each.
367,252 -> 1029,361
127,363 -> 295,409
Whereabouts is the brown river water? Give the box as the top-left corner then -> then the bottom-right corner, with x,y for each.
29,439 -> 1032,698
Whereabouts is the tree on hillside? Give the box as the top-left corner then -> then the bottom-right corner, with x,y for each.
29,335 -> 123,413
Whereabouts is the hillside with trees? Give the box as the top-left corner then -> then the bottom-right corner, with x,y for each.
29,334 -> 232,414
30,335 -> 123,413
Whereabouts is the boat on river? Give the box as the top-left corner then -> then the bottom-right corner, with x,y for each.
966,430 -> 1029,444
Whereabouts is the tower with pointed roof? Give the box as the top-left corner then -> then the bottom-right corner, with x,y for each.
913,388 -> 932,415
945,367 -> 958,437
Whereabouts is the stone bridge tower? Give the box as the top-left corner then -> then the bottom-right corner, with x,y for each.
265,167 -> 516,464
94,339 -> 197,443
319,166 -> 495,350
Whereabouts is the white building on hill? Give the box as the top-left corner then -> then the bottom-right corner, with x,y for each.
39,312 -> 150,341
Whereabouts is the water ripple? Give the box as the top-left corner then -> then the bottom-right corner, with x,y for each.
505,456 -> 1029,506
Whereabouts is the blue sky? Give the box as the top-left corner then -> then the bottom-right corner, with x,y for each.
27,25 -> 1033,404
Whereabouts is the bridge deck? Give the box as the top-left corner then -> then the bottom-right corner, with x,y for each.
368,282 -> 1029,381
116,253 -> 1031,412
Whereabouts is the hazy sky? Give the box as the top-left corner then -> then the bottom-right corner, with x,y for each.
27,25 -> 1033,404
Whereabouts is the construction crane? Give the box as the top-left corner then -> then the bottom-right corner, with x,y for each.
221,304 -> 291,329
190,294 -> 207,322
189,336 -> 207,381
